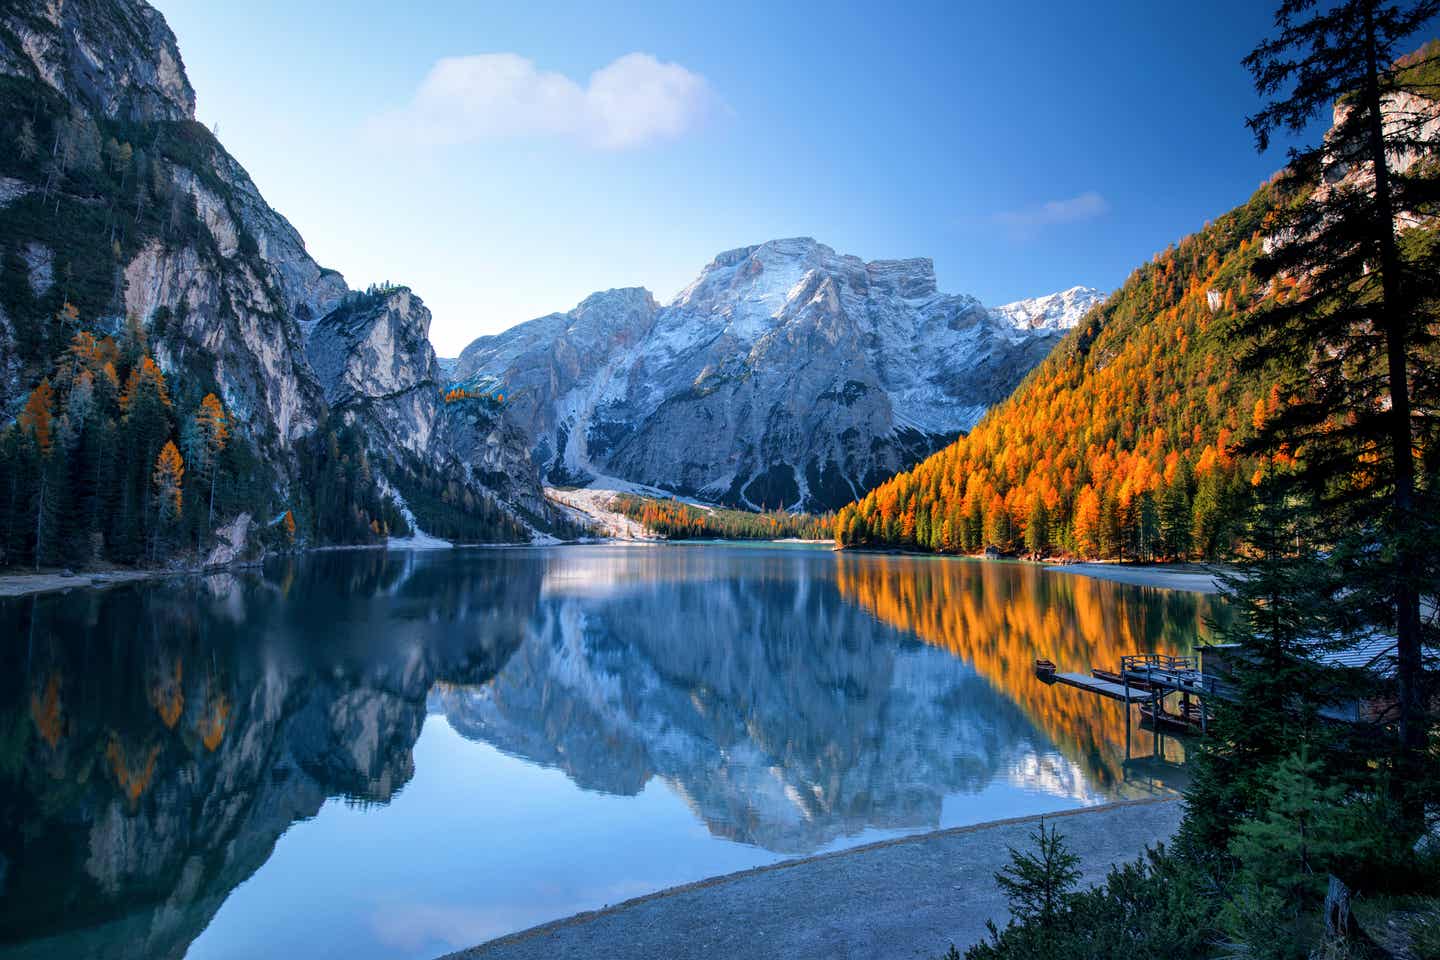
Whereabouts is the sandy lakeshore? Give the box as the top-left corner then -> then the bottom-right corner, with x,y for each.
439,798 -> 1184,960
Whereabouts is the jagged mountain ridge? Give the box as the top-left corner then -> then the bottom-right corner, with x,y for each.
0,0 -> 562,547
453,238 -> 1101,512
991,285 -> 1106,330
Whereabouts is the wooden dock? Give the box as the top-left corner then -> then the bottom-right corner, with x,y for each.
1051,672 -> 1155,702
1037,653 -> 1217,764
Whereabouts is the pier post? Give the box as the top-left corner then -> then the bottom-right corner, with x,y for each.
1152,689 -> 1160,757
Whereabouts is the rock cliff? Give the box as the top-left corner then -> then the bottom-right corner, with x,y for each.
0,0 -> 559,544
455,239 -> 1101,511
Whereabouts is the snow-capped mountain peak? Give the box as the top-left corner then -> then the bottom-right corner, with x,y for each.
990,285 -> 1105,331
454,239 -> 1096,511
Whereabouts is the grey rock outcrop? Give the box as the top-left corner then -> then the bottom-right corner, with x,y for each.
0,0 -> 556,540
308,288 -> 555,525
0,0 -> 195,123
455,239 -> 1097,511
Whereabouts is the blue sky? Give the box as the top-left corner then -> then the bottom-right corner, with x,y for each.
152,0 -> 1305,355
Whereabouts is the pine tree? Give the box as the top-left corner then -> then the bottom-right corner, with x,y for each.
993,821 -> 1082,931
191,393 -> 229,531
153,441 -> 184,522
1159,466 -> 1193,560
1228,749 -> 1365,907
1024,498 -> 1050,557
1180,475 -> 1345,858
113,355 -> 172,563
17,381 -> 56,569
17,118 -> 38,164
1239,1 -> 1440,824
151,440 -> 184,561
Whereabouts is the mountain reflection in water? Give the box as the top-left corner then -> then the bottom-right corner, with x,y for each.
0,545 -> 1224,960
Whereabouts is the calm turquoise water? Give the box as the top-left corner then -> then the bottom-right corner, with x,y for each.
0,544 -> 1222,959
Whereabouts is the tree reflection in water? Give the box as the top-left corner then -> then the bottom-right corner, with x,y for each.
0,546 -> 1224,960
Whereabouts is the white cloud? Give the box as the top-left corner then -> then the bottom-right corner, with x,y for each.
377,52 -> 717,150
992,191 -> 1110,230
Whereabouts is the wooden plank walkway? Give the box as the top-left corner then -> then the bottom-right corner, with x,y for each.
1052,673 -> 1154,702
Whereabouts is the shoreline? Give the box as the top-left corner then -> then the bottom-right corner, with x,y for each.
439,797 -> 1183,960
1045,561 -> 1226,594
1,544 -> 1229,600
0,542 -> 534,600
0,565 -> 246,599
836,547 -> 1228,595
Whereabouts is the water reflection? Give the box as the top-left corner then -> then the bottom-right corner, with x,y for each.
833,555 -> 1224,789
0,545 -> 1224,959
0,552 -> 535,960
431,548 -> 1074,852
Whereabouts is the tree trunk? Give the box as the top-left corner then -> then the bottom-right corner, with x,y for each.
1362,9 -> 1425,828
1324,874 -> 1354,941
1324,874 -> 1395,957
32,473 -> 45,572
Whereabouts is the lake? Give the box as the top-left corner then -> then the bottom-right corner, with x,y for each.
0,543 -> 1225,960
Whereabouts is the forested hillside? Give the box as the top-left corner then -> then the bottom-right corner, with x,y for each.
837,41 -> 1440,564
835,186 -> 1282,560
608,493 -> 833,540
0,1 -> 554,568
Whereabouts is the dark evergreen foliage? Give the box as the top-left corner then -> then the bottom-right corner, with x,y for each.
1235,0 -> 1440,825
964,836 -> 1217,960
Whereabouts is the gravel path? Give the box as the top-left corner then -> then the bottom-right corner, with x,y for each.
439,798 -> 1184,960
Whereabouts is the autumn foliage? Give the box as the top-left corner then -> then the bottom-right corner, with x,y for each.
0,321 -> 262,568
153,440 -> 184,522
443,386 -> 504,405
610,493 -> 834,541
836,185 -> 1287,561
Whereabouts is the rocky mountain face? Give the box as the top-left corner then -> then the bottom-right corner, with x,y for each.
307,287 -> 552,524
0,0 -> 558,543
454,238 -> 1100,511
991,285 -> 1105,331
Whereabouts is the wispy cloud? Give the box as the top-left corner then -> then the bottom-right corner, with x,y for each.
992,191 -> 1110,233
374,52 -> 718,150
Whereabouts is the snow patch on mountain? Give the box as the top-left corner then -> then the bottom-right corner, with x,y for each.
990,286 -> 1105,331
455,239 -> 1098,512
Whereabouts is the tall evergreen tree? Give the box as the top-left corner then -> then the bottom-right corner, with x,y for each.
1239,1 -> 1440,821
1180,476 -> 1342,857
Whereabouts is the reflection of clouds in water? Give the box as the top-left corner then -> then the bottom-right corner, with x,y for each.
371,903 -> 510,954
1005,751 -> 1098,805
0,545 -> 1213,960
369,878 -> 660,953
